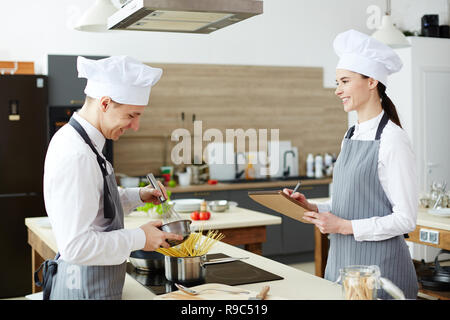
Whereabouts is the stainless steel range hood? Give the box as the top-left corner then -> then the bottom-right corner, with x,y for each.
107,0 -> 263,33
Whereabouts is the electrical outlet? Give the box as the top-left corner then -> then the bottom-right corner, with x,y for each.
419,228 -> 439,245
420,229 -> 428,242
428,231 -> 439,245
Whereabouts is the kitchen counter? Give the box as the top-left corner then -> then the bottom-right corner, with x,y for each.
26,206 -> 282,293
25,209 -> 341,300
25,216 -> 342,300
167,177 -> 332,193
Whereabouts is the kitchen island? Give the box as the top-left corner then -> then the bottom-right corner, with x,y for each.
26,206 -> 282,293
25,208 -> 342,300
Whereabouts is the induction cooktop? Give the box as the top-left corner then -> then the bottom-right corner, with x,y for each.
126,253 -> 284,295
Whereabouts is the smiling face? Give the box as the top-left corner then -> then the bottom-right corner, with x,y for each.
335,69 -> 377,113
98,97 -> 145,140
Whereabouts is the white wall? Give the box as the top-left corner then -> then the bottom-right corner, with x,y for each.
0,0 -> 448,91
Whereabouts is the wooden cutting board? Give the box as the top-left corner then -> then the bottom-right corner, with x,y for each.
248,190 -> 312,224
154,283 -> 282,300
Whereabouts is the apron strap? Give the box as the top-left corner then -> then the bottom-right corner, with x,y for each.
375,111 -> 390,140
345,126 -> 355,139
68,117 -> 115,219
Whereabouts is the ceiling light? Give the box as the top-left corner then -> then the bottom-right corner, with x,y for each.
371,0 -> 410,48
74,0 -> 118,32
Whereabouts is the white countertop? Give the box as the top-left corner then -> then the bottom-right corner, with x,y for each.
25,206 -> 342,300
126,206 -> 282,231
311,198 -> 450,231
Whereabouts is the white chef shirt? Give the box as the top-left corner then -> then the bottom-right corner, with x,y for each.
43,112 -> 146,265
315,110 -> 418,241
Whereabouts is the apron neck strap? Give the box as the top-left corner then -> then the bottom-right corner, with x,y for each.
345,111 -> 390,140
68,117 -> 108,176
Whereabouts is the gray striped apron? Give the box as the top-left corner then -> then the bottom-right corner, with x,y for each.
41,117 -> 126,300
325,112 -> 418,299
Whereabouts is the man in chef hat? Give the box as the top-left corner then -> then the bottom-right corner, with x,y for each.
39,56 -> 183,300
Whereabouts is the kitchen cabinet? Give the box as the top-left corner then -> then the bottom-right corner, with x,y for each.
47,54 -> 107,107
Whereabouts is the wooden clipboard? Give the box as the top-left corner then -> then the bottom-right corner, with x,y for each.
248,190 -> 312,224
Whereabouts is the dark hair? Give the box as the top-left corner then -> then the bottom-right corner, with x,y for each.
361,75 -> 402,128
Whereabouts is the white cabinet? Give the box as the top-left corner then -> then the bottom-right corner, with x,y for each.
389,37 -> 450,194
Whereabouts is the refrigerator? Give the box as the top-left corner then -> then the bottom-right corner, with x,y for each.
0,75 -> 48,298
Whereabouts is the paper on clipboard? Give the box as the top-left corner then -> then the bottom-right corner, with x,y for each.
248,190 -> 312,224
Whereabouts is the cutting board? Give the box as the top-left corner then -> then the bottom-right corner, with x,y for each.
248,190 -> 312,224
154,283 -> 282,300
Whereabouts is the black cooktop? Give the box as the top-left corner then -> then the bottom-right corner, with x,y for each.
126,253 -> 283,295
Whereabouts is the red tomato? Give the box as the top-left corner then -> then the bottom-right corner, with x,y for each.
199,211 -> 211,220
190,211 -> 200,220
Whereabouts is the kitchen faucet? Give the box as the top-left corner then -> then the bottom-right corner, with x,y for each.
283,150 -> 295,178
235,152 -> 245,179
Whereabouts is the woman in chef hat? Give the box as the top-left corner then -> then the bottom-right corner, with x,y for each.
284,29 -> 418,299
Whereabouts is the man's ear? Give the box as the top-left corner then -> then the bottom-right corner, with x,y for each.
367,78 -> 379,90
99,96 -> 112,112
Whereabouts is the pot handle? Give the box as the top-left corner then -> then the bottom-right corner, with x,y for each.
200,257 -> 249,267
380,277 -> 405,300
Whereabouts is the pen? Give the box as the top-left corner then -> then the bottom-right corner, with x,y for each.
291,181 -> 301,197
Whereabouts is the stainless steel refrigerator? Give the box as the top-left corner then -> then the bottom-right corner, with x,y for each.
0,75 -> 48,298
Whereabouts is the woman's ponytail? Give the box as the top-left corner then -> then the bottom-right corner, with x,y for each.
361,74 -> 402,128
376,83 -> 402,128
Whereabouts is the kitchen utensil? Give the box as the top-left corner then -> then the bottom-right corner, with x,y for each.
174,283 -> 249,296
208,200 -> 229,212
432,181 -> 447,209
249,285 -> 270,300
164,255 -> 250,283
129,250 -> 165,272
159,219 -> 192,247
147,173 -> 191,246
337,265 -> 405,300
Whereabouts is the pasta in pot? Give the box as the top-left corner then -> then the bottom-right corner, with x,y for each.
156,229 -> 225,257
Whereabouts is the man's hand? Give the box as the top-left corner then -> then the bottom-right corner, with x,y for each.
139,221 -> 183,251
139,181 -> 168,204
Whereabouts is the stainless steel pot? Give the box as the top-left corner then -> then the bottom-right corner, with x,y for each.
165,255 -> 207,283
129,250 -> 165,272
164,255 -> 249,283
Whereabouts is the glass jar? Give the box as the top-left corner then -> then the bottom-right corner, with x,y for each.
337,265 -> 405,300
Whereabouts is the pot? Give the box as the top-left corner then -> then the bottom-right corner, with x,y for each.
164,255 -> 248,283
129,250 -> 165,272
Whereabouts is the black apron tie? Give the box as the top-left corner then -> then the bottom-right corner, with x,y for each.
68,117 -> 116,219
34,252 -> 60,300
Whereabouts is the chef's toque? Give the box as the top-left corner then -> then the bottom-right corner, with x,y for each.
333,29 -> 403,86
77,55 -> 163,106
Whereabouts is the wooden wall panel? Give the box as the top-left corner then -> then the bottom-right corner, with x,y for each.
114,63 -> 346,177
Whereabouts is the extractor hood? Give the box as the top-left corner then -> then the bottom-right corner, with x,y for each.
107,0 -> 263,33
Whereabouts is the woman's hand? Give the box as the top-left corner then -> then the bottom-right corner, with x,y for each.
282,188 -> 318,212
303,211 -> 353,235
139,181 -> 168,204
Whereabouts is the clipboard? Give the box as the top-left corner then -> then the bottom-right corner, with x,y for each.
248,190 -> 312,224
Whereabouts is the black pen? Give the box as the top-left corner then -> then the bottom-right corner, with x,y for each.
291,181 -> 301,197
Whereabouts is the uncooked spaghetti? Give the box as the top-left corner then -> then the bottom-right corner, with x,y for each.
157,229 -> 225,257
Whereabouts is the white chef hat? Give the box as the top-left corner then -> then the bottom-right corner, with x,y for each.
77,55 -> 163,106
333,29 -> 402,86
